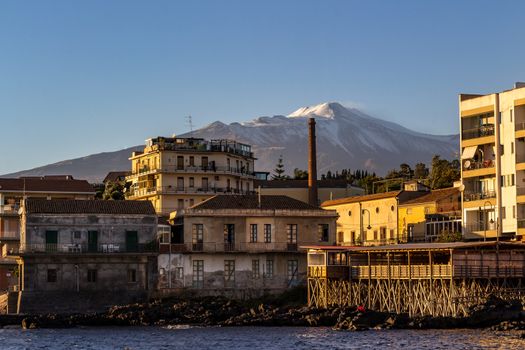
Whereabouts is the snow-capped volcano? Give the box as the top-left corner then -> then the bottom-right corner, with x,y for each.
2,102 -> 458,182
183,102 -> 458,175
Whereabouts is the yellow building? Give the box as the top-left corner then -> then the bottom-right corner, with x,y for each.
459,82 -> 525,241
398,187 -> 461,242
321,183 -> 429,246
126,137 -> 256,216
254,179 -> 364,205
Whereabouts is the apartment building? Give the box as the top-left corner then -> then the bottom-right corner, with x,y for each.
13,199 -> 157,314
126,137 -> 256,216
460,82 -> 525,241
157,195 -> 337,296
0,176 -> 95,291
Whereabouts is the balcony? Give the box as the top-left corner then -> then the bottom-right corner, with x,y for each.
462,124 -> 495,140
462,159 -> 494,172
128,165 -> 256,178
463,190 -> 496,202
0,231 -> 19,241
19,242 -> 157,254
128,186 -> 256,198
158,241 -> 320,253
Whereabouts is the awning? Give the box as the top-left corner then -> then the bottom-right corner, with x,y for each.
461,145 -> 478,159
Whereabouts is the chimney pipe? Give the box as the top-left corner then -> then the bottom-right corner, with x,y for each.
308,118 -> 319,206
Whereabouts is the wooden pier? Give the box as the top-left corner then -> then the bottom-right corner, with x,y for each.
306,242 -> 525,317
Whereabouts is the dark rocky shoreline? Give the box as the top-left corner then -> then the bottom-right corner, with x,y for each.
1,293 -> 524,334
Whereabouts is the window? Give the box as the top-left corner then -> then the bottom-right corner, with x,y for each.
128,269 -> 137,283
351,231 -> 356,243
389,229 -> 395,240
189,156 -> 195,167
250,224 -> 258,243
380,227 -> 387,241
192,224 -> 203,250
287,260 -> 298,283
189,177 -> 195,188
513,205 -> 516,219
202,156 -> 209,168
502,207 -> 506,220
375,207 -> 379,214
202,177 -> 209,191
47,269 -> 57,283
251,260 -> 260,279
87,269 -> 97,283
224,260 -> 235,286
264,260 -> 274,278
264,224 -> 272,243
73,231 -> 81,240
286,224 -> 298,244
348,211 -> 352,217
318,224 -> 329,242
511,142 -> 515,154
338,231 -> 344,243
177,156 -> 184,170
193,260 -> 204,288
177,199 -> 184,209
373,230 -> 378,241
177,177 -> 184,190
391,206 -> 395,212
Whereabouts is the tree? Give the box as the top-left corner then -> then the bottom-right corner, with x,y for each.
436,228 -> 462,243
414,162 -> 429,179
272,155 -> 286,180
429,155 -> 460,189
103,181 -> 125,200
293,168 -> 308,180
399,163 -> 413,179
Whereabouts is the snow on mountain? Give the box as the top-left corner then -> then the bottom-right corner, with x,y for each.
2,102 -> 459,182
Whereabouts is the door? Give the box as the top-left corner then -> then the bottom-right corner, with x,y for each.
126,231 -> 139,252
45,231 -> 58,252
88,231 -> 98,252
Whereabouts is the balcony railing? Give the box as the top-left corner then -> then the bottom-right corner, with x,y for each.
462,124 -> 495,140
19,242 -> 157,254
463,190 -> 496,202
465,222 -> 496,233
128,186 -> 256,198
129,165 -> 256,178
462,159 -> 495,171
0,231 -> 19,240
159,241 -> 322,253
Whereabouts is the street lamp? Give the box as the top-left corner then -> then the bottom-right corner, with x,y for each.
481,201 -> 495,242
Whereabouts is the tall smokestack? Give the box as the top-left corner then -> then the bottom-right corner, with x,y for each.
308,118 -> 319,206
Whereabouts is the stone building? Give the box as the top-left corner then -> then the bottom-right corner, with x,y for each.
0,176 -> 95,291
12,199 -> 158,314
157,195 -> 337,297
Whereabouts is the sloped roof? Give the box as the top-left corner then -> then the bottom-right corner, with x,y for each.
189,195 -> 322,211
322,191 -> 402,207
400,187 -> 460,206
102,171 -> 130,184
25,199 -> 156,215
0,177 -> 95,194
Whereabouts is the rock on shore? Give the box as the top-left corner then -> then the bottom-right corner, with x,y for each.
1,293 -> 523,331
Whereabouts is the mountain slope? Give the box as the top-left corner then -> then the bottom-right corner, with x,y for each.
1,102 -> 458,182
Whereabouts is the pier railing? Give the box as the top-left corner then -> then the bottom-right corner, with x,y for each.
349,264 -> 452,279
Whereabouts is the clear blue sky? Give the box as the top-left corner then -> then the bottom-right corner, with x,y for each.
1,0 -> 524,174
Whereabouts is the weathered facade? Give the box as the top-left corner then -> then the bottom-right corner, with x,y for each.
0,176 -> 95,292
12,199 -> 158,314
157,195 -> 338,297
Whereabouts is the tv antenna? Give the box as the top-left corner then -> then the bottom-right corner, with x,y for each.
186,115 -> 194,137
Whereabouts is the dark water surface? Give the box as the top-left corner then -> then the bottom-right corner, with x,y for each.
0,326 -> 523,350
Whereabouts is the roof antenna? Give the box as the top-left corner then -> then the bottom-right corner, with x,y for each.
186,115 -> 194,138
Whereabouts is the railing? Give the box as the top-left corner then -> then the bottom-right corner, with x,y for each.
463,190 -> 496,202
454,265 -> 525,278
0,205 -> 20,215
19,242 -> 157,254
350,264 -> 452,279
308,265 -> 348,279
128,186 -> 256,197
0,231 -> 19,239
465,222 -> 497,232
159,241 -> 321,253
462,159 -> 495,171
129,165 -> 256,178
462,124 -> 495,140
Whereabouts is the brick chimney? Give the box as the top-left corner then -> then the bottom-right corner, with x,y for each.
308,118 -> 318,206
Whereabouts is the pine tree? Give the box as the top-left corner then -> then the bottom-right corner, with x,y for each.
272,155 -> 286,180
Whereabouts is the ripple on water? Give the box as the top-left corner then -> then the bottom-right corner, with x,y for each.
0,327 -> 523,350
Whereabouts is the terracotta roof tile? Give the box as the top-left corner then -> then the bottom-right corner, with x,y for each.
400,187 -> 460,206
321,191 -> 402,207
25,199 -> 156,215
189,195 -> 322,211
0,177 -> 95,194
254,179 -> 359,189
